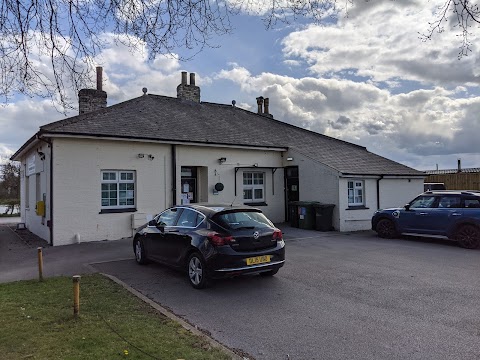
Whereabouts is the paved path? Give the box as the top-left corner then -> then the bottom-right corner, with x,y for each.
93,229 -> 480,360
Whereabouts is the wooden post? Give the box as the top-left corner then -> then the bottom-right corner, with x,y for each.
73,275 -> 81,316
37,247 -> 43,281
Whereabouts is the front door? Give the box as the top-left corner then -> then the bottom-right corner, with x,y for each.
181,167 -> 197,205
285,166 -> 299,221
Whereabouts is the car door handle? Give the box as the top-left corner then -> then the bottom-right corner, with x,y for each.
166,229 -> 180,233
417,212 -> 428,215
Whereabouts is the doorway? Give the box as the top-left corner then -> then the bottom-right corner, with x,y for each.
285,166 -> 299,221
181,167 -> 197,205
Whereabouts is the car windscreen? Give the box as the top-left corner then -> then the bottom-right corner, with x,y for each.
213,211 -> 274,230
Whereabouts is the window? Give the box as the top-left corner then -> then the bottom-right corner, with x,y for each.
101,171 -> 135,209
347,180 -> 364,206
156,208 -> 179,227
176,209 -> 204,228
438,196 -> 461,208
410,196 -> 436,209
465,198 -> 480,208
243,172 -> 265,203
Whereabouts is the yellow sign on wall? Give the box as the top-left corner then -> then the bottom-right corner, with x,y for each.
36,201 -> 45,217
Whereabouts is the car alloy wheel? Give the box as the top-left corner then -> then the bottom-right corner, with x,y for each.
134,238 -> 147,264
455,225 -> 480,249
376,218 -> 397,239
188,253 -> 209,289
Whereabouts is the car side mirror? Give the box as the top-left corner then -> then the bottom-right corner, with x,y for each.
148,219 -> 156,226
404,204 -> 411,211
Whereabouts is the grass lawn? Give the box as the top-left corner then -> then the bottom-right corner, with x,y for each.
0,274 -> 231,360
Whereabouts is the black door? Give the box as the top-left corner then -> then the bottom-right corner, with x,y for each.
285,166 -> 299,221
146,208 -> 180,262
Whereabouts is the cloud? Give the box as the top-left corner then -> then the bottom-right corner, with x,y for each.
281,1 -> 480,87
215,64 -> 480,169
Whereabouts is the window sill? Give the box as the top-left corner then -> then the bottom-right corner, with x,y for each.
345,206 -> 369,210
244,202 -> 268,207
100,208 -> 137,214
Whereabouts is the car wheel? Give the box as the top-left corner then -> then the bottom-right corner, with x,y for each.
187,253 -> 209,289
376,218 -> 398,239
134,238 -> 148,264
455,225 -> 480,249
259,268 -> 279,277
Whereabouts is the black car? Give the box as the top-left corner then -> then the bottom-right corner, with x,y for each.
133,204 -> 286,289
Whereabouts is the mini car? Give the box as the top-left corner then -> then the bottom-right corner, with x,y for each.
133,204 -> 285,288
372,190 -> 480,249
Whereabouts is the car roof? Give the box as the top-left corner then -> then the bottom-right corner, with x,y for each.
422,190 -> 480,196
175,203 -> 262,217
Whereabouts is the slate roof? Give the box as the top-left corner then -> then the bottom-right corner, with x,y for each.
31,94 -> 422,176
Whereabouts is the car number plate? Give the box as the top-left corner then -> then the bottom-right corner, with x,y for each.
245,255 -> 271,265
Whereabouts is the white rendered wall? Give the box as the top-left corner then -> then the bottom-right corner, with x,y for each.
175,145 -> 285,223
51,138 -> 284,245
52,138 -> 171,245
20,145 -> 51,242
338,177 -> 424,232
379,178 -> 424,209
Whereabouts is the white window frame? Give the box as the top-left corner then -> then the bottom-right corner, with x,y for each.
348,180 -> 364,206
243,172 -> 265,203
101,170 -> 136,209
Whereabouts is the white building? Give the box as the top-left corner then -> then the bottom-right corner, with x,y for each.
11,70 -> 424,246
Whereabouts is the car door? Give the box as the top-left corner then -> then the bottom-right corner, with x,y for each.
426,195 -> 463,235
168,208 -> 205,266
146,208 -> 180,262
397,195 -> 438,233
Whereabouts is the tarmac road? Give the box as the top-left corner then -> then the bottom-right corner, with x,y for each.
92,228 -> 480,360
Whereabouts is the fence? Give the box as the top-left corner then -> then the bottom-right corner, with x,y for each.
425,172 -> 480,190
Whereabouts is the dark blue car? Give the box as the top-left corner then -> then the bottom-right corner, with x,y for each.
372,190 -> 480,249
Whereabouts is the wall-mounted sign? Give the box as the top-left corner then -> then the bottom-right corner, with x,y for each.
26,154 -> 36,176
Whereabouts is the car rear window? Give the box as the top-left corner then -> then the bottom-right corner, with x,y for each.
213,211 -> 273,230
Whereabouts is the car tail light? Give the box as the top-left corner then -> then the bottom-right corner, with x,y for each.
272,229 -> 283,241
207,232 -> 235,246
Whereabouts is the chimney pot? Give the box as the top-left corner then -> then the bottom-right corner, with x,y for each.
190,73 -> 196,86
458,158 -> 462,172
264,98 -> 270,114
96,66 -> 103,91
256,96 -> 264,114
181,71 -> 187,85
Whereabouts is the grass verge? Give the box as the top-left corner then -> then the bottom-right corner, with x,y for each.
0,274 -> 231,360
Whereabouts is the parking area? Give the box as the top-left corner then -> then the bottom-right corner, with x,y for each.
92,226 -> 480,360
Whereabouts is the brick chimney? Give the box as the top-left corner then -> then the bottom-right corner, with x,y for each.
177,71 -> 200,102
78,66 -> 107,114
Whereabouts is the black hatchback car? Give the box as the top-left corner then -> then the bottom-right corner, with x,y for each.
133,204 -> 286,289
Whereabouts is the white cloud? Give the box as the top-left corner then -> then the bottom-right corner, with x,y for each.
281,1 -> 480,87
215,64 -> 480,169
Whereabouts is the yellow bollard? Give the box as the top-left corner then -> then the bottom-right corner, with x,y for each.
37,247 -> 43,282
73,275 -> 81,316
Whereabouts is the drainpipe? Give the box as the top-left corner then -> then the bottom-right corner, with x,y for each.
376,175 -> 384,210
171,145 -> 177,206
38,135 -> 53,246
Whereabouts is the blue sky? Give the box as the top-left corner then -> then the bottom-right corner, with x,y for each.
1,1 -> 480,170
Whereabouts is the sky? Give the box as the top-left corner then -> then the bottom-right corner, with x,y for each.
1,0 -> 480,171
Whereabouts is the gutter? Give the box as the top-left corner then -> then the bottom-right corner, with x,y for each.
376,175 -> 384,210
171,144 -> 177,206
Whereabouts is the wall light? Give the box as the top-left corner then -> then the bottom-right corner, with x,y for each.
137,153 -> 145,159
37,151 -> 45,160
218,157 -> 226,164
148,154 -> 155,161
286,157 -> 294,161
